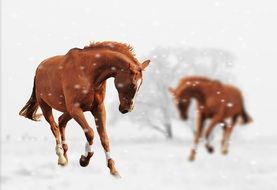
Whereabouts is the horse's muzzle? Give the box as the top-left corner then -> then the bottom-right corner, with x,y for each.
181,114 -> 188,120
119,105 -> 130,114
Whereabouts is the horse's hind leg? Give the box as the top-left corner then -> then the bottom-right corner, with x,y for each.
58,113 -> 72,162
91,103 -> 120,177
39,100 -> 67,166
221,121 -> 235,155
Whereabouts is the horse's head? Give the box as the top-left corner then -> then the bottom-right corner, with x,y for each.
115,60 -> 150,114
169,87 -> 190,120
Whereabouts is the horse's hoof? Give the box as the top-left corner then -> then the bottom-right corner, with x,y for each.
188,154 -> 195,162
79,152 -> 93,167
111,171 -> 121,178
205,144 -> 214,154
58,155 -> 68,166
221,148 -> 228,155
79,155 -> 90,167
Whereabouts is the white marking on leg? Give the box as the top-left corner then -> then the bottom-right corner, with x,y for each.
56,144 -> 64,155
55,144 -> 67,165
105,151 -> 112,164
84,142 -> 93,156
206,130 -> 215,146
191,143 -> 198,151
62,140 -> 67,145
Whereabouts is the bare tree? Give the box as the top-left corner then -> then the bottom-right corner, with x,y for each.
108,46 -> 236,138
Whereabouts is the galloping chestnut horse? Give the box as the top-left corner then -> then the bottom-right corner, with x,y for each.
169,76 -> 252,161
19,41 -> 150,176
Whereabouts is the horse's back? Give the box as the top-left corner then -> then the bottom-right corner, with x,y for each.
223,85 -> 243,101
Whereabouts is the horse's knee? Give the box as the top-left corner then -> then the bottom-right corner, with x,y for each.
101,139 -> 110,150
84,128 -> 94,142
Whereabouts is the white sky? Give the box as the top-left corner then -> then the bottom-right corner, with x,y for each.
1,0 -> 277,136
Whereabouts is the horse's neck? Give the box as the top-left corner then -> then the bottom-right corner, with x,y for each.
90,51 -> 130,87
183,85 -> 206,104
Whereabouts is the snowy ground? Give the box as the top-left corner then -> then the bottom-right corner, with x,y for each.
2,120 -> 277,190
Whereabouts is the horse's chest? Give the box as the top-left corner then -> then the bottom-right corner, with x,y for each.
79,92 -> 104,111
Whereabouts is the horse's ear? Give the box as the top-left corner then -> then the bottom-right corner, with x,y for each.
168,87 -> 175,95
141,60 -> 150,71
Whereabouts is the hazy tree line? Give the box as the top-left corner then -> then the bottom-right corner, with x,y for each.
108,46 -> 236,138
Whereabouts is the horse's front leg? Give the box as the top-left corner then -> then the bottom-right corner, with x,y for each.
204,115 -> 223,154
67,104 -> 95,167
92,103 -> 120,177
188,112 -> 205,161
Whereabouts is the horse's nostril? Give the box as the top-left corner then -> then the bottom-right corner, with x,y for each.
121,109 -> 128,114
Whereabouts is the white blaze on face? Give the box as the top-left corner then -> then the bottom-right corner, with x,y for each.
136,78 -> 142,91
131,78 -> 142,108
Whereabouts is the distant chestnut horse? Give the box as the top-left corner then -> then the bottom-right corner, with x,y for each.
169,76 -> 252,161
19,41 -> 150,176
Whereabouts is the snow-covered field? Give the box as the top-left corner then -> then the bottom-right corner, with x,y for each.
2,120 -> 277,190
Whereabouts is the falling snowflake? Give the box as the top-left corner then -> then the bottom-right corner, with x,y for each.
181,99 -> 187,103
95,53 -> 101,58
219,122 -> 225,127
117,83 -> 124,88
250,160 -> 257,166
80,66 -> 85,70
82,89 -> 89,94
74,102 -> 80,107
227,102 -> 233,107
48,93 -> 52,96
74,84 -> 81,89
107,43 -> 114,48
82,128 -> 88,132
111,67 -> 116,71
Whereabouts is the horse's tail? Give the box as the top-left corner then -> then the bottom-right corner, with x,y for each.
19,76 -> 41,121
240,106 -> 252,125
